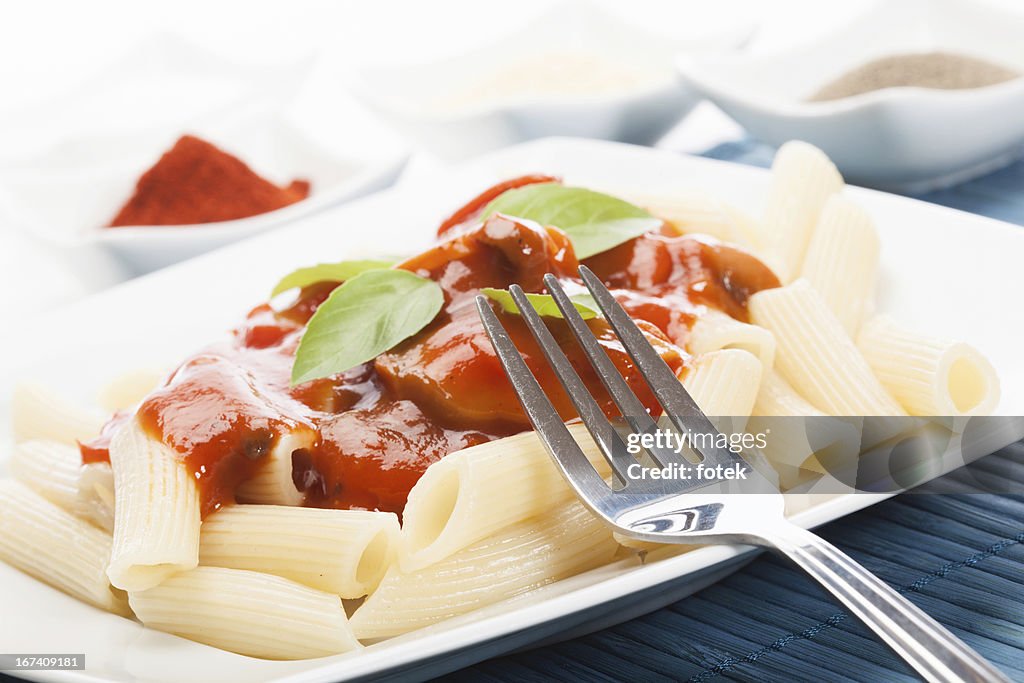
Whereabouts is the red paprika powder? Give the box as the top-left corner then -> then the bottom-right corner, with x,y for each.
108,135 -> 310,227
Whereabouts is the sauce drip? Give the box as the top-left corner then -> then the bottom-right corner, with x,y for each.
81,180 -> 779,517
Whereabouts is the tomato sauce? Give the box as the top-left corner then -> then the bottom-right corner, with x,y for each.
80,179 -> 779,517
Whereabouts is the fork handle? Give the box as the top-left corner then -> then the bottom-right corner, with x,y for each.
761,522 -> 1009,683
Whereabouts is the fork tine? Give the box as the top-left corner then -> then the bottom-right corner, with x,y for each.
543,274 -> 689,468
577,265 -> 741,467
475,295 -> 612,508
507,284 -> 635,486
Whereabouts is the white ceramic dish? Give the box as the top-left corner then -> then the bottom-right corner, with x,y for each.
2,138 -> 1023,683
0,122 -> 409,275
0,37 -> 410,274
92,139 -> 408,274
675,0 -> 1024,192
349,2 -> 752,159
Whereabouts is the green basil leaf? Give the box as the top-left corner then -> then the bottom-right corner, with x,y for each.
482,184 -> 661,259
291,269 -> 443,385
481,287 -> 598,320
271,259 -> 395,297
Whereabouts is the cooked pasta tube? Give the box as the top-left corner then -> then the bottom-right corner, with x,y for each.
627,192 -> 749,245
688,310 -> 776,371
129,566 -> 360,659
748,372 -> 860,479
9,440 -> 81,513
199,505 -> 399,598
107,417 -> 200,592
745,388 -> 863,476
749,280 -> 905,416
0,480 -> 129,615
800,195 -> 880,335
11,382 -> 104,444
235,428 -> 314,506
726,206 -> 765,250
681,349 -> 763,419
752,370 -> 824,417
857,315 -> 1000,417
859,415 -> 928,453
97,368 -> 165,413
8,440 -> 113,530
351,501 -> 617,639
855,421 -> 956,491
750,414 -> 862,476
758,141 -> 844,281
400,422 -> 606,571
79,462 -> 115,532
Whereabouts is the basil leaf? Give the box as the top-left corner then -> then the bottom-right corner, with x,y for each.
291,269 -> 443,385
481,287 -> 598,320
482,184 -> 661,259
271,259 -> 395,297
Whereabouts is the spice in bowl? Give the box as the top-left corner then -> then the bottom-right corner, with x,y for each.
808,51 -> 1020,102
108,135 -> 310,227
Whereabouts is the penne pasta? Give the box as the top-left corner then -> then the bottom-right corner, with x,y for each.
757,141 -> 844,282
11,382 -> 104,445
749,280 -> 905,416
687,310 -> 776,372
235,428 -> 314,506
8,440 -> 113,531
199,504 -> 399,598
746,372 -> 862,485
857,315 -> 1000,416
97,368 -> 165,413
399,422 -> 606,572
681,349 -> 763,420
350,501 -> 618,639
128,566 -> 361,660
9,440 -> 81,514
627,192 -> 750,245
79,462 -> 116,532
720,204 -> 765,251
800,195 -> 881,335
752,370 -> 824,418
0,479 -> 129,615
854,420 -> 956,491
107,417 -> 201,592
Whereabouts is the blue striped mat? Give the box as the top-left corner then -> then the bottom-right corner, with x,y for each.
445,141 -> 1024,682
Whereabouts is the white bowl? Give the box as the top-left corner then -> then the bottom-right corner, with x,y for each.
676,0 -> 1024,192
349,2 -> 752,159
94,133 -> 407,273
0,120 -> 409,274
0,37 -> 410,274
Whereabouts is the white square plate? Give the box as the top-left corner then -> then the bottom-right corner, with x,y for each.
2,138 -> 1023,683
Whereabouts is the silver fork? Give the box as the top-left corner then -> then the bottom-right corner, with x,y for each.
475,265 -> 1009,683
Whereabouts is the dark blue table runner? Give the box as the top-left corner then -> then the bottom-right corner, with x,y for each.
446,141 -> 1024,683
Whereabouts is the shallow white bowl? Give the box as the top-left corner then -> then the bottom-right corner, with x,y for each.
0,38 -> 410,274
2,138 -> 1023,683
350,2 -> 751,159
676,0 -> 1024,192
0,122 -> 408,274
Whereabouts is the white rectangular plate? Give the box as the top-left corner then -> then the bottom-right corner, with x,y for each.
2,138 -> 1023,683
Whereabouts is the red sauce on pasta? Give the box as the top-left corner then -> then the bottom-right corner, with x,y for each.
80,179 -> 779,517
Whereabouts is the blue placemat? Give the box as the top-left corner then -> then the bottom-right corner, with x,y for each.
444,139 -> 1024,683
